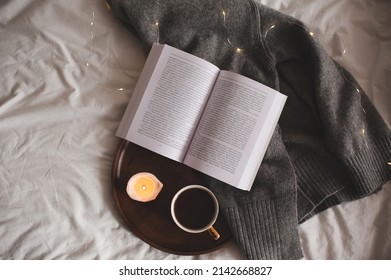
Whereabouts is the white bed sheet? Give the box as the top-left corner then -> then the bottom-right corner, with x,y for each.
0,0 -> 390,259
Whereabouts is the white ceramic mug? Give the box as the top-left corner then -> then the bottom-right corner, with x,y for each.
171,185 -> 220,240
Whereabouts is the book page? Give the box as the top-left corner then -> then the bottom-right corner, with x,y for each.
184,70 -> 286,190
116,44 -> 163,139
117,44 -> 220,161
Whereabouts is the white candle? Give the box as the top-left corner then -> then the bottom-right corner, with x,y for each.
126,172 -> 163,202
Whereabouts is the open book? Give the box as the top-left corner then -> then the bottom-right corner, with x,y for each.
116,44 -> 286,191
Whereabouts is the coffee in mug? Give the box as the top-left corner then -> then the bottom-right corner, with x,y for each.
171,185 -> 220,240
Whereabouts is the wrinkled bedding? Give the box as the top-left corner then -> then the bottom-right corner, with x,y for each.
1,0 -> 390,259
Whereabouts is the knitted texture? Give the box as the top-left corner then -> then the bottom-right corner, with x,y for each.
109,0 -> 391,259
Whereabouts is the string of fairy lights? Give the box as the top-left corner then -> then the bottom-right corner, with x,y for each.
85,1 -> 129,92
85,0 -> 390,166
262,20 -> 370,148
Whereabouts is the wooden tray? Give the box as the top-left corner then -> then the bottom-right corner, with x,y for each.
111,140 -> 232,255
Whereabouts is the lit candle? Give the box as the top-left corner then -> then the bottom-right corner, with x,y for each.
126,172 -> 163,202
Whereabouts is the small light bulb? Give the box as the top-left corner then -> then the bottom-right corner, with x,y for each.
155,21 -> 159,26
236,48 -> 242,53
105,1 -> 112,10
309,31 -> 314,37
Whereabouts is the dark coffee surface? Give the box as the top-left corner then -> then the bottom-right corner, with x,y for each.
174,188 -> 215,230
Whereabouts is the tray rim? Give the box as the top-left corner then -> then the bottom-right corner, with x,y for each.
111,139 -> 232,256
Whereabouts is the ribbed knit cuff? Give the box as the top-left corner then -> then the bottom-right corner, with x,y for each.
295,135 -> 391,222
345,135 -> 391,195
294,151 -> 349,205
294,150 -> 350,221
222,194 -> 303,260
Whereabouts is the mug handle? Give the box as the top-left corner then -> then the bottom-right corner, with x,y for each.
208,226 -> 220,240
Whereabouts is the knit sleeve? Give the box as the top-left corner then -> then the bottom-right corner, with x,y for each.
205,127 -> 303,259
261,8 -> 391,211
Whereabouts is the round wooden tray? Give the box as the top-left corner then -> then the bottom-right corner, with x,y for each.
111,140 -> 232,255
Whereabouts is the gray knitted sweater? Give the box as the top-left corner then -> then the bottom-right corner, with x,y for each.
109,0 -> 391,259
